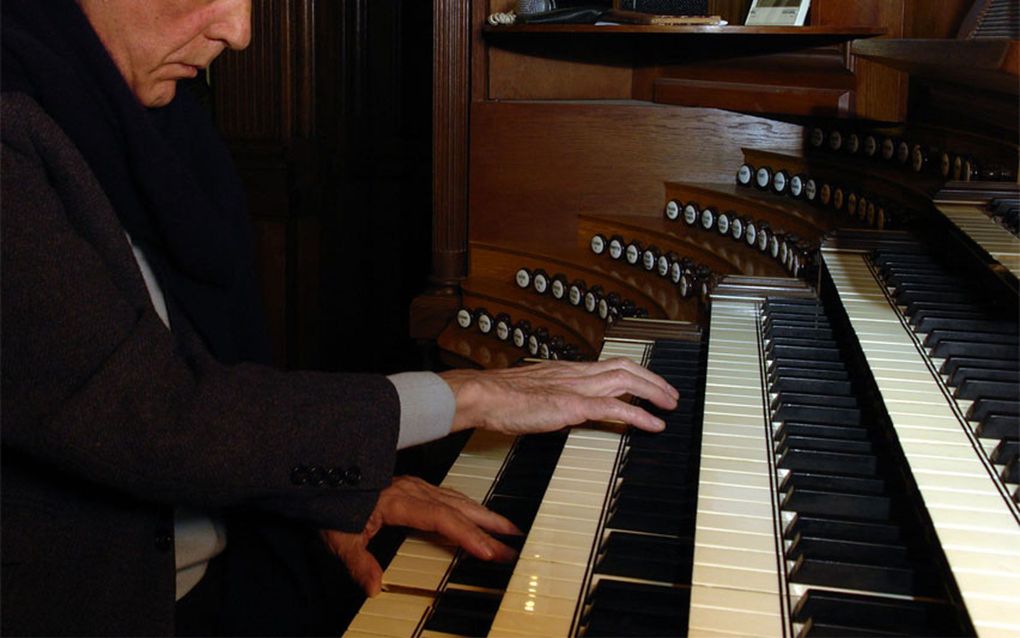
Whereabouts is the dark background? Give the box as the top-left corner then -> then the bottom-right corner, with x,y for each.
208,0 -> 435,375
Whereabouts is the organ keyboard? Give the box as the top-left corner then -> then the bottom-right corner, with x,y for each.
932,186 -> 1020,280
353,270 -> 1020,636
821,243 -> 1020,637
348,320 -> 699,638
380,3 -> 1020,635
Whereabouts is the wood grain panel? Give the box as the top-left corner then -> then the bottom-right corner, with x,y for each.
645,49 -> 854,89
655,78 -> 851,116
488,49 -> 634,100
811,0 -> 908,120
467,102 -> 803,246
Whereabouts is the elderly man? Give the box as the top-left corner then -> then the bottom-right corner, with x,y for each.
0,0 -> 678,635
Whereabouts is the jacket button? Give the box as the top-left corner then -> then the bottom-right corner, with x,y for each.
326,467 -> 345,488
309,465 -> 327,487
290,465 -> 310,485
344,467 -> 362,486
155,532 -> 173,552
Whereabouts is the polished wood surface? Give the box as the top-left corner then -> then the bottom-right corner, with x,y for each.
466,104 -> 802,246
852,38 -> 1020,93
416,0 -> 1017,358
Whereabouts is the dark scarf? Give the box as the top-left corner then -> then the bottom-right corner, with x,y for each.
2,0 -> 271,365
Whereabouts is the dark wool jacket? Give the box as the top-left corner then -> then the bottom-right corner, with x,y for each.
0,93 -> 400,636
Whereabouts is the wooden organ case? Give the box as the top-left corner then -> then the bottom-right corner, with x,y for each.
351,0 -> 1020,636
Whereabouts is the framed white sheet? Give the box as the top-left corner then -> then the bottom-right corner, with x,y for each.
745,0 -> 810,26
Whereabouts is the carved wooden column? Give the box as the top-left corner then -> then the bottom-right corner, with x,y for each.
431,0 -> 472,290
409,0 -> 472,339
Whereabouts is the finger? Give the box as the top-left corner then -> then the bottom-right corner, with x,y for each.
321,530 -> 385,597
387,497 -> 517,562
430,489 -> 522,536
396,478 -> 523,536
576,366 -> 679,411
580,396 -> 667,433
600,358 -> 680,402
345,545 -> 384,597
432,511 -> 518,563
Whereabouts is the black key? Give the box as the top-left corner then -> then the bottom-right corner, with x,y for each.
768,358 -> 848,375
486,495 -> 541,532
778,448 -> 877,476
789,555 -> 928,596
925,329 -> 1020,349
595,532 -> 692,583
765,300 -> 828,316
765,325 -> 833,341
773,403 -> 861,427
799,618 -> 915,636
977,413 -> 1020,439
614,480 -> 691,505
931,339 -> 1019,360
968,398 -> 1020,422
776,434 -> 873,455
775,421 -> 869,440
770,344 -> 843,362
493,470 -> 556,499
620,452 -> 694,484
780,471 -> 886,496
906,299 -> 991,317
949,366 -> 1020,388
788,534 -> 911,567
627,431 -> 697,453
1001,457 -> 1019,484
912,308 -> 989,330
447,556 -> 515,590
991,438 -> 1020,465
941,356 -> 1019,377
764,317 -> 833,334
956,378 -> 1020,401
774,376 -> 853,396
767,336 -> 839,351
584,579 -> 689,638
770,365 -> 849,383
782,487 -> 892,520
785,515 -> 902,544
882,267 -> 949,284
774,392 -> 858,410
896,289 -> 976,307
886,273 -> 966,289
424,589 -> 503,636
792,590 -> 965,637
609,487 -> 695,535
912,316 -> 1017,336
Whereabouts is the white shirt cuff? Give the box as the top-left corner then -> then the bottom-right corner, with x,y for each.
387,372 -> 455,449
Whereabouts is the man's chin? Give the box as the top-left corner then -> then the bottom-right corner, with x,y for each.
140,83 -> 177,108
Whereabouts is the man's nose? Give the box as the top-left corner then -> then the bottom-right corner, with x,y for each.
207,0 -> 252,51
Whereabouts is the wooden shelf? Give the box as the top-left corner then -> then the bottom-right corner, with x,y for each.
482,24 -> 887,69
851,38 -> 1020,94
484,24 -> 884,37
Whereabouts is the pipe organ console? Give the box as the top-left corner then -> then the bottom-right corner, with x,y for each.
351,1 -> 1018,635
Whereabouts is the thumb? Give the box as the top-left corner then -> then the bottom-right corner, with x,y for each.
342,544 -> 384,597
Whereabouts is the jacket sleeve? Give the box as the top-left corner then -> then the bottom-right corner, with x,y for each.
0,95 -> 398,533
